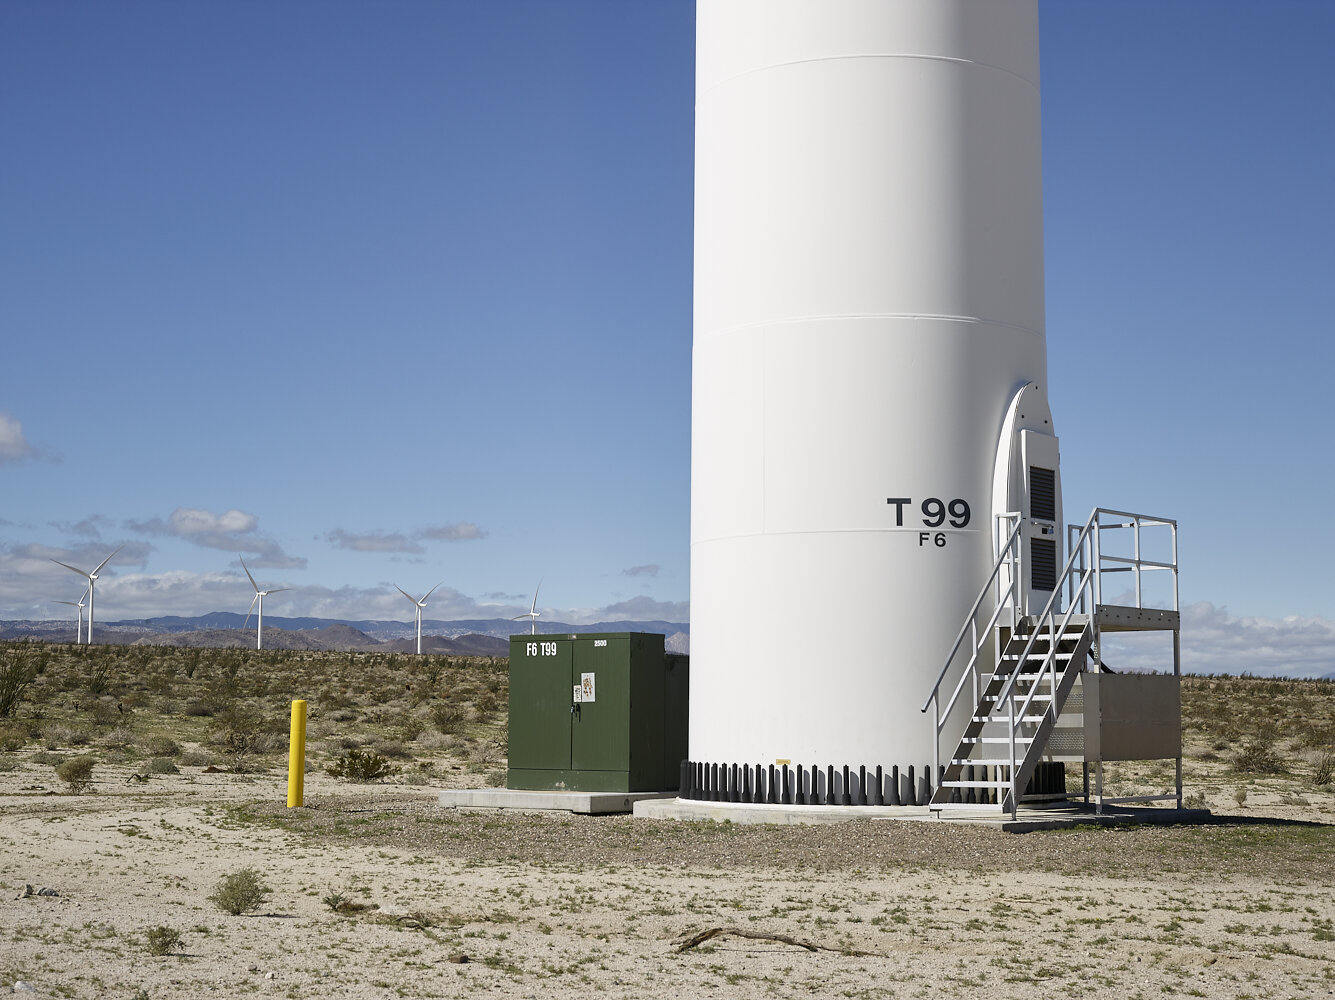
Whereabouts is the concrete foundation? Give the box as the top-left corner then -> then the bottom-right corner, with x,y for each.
633,797 -> 1212,833
437,788 -> 675,816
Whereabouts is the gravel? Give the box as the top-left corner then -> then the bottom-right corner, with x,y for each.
250,795 -> 1335,883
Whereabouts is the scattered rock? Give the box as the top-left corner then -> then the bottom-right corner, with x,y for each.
264,971 -> 277,980
447,953 -> 469,964
13,982 -> 38,993
247,964 -> 259,973
17,885 -> 32,899
36,887 -> 59,897
203,766 -> 222,773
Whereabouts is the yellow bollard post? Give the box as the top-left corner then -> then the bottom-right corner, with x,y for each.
287,699 -> 307,808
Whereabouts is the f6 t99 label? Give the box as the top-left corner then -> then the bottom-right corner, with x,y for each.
526,641 -> 558,657
886,496 -> 972,547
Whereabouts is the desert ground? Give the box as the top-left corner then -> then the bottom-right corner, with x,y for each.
2,644 -> 1334,998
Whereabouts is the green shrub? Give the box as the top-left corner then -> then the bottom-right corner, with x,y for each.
144,925 -> 184,956
326,749 -> 392,783
179,750 -> 212,767
145,735 -> 182,757
0,722 -> 28,751
208,869 -> 271,915
0,650 -> 34,717
56,754 -> 96,793
147,757 -> 180,774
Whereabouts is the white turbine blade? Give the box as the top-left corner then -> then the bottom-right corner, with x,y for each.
530,579 -> 543,614
393,584 -> 416,604
90,544 -> 124,578
239,557 -> 260,592
54,600 -> 78,606
422,581 -> 444,604
50,558 -> 90,577
511,613 -> 529,622
266,588 -> 291,595
243,593 -> 259,629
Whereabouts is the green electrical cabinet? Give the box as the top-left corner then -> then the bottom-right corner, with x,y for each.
508,632 -> 688,792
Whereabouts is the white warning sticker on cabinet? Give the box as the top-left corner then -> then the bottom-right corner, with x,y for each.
580,672 -> 596,703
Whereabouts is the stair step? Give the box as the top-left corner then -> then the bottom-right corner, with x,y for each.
959,736 -> 1035,745
974,714 -> 1049,724
950,758 -> 1020,767
980,693 -> 1053,705
930,802 -> 1007,812
941,780 -> 1013,789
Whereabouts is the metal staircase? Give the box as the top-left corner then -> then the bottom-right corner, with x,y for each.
922,508 -> 1178,818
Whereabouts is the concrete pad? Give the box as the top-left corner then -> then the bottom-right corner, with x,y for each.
633,797 -> 1213,832
633,798 -> 930,825
438,788 -> 676,815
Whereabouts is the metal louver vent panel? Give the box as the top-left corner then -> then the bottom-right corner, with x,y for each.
1029,466 -> 1056,521
1030,537 -> 1057,592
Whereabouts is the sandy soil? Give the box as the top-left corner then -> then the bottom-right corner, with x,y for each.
3,759 -> 1334,999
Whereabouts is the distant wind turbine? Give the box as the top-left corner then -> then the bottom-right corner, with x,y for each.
53,588 -> 90,644
50,545 -> 123,645
394,582 -> 443,655
240,557 -> 289,651
512,580 -> 543,635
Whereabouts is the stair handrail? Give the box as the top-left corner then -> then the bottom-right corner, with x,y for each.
986,509 -> 1102,814
991,510 -> 1100,714
992,506 -> 1178,813
921,513 -> 1023,785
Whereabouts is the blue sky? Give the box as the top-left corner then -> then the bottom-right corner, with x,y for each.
2,3 -> 1332,674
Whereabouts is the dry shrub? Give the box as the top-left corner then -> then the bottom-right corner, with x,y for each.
371,740 -> 411,760
56,754 -> 95,793
1233,736 -> 1286,775
430,704 -> 463,735
0,723 -> 28,752
1311,751 -> 1335,787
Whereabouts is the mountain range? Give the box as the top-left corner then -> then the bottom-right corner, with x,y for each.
0,613 -> 690,655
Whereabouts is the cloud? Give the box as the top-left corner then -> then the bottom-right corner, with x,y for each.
0,413 -> 35,465
325,529 -> 424,554
126,507 -> 305,569
1102,602 -> 1335,679
420,522 -> 487,542
0,540 -> 154,617
622,564 -> 660,578
48,516 -> 110,540
596,595 -> 690,623
328,521 -> 487,554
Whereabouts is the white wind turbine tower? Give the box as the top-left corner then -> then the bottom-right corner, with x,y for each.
50,545 -> 123,645
394,582 -> 443,655
53,588 -> 89,644
512,580 -> 543,635
240,557 -> 289,651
